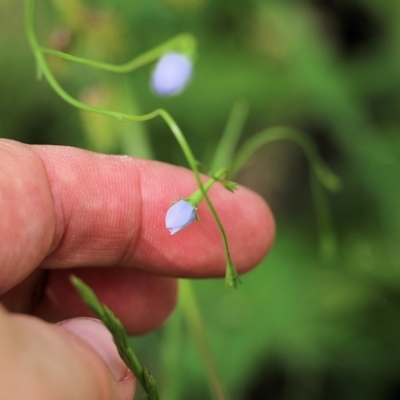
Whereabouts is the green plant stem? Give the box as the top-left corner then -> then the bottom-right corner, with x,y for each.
188,167 -> 227,206
25,0 -> 238,286
211,100 -> 249,172
310,172 -> 337,259
230,126 -> 341,192
159,115 -> 238,287
231,126 -> 340,259
160,310 -> 183,400
40,33 -> 196,73
180,280 -> 230,400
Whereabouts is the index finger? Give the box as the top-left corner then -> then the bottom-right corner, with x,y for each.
0,140 -> 274,292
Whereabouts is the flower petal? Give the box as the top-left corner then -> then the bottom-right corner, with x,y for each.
165,200 -> 196,235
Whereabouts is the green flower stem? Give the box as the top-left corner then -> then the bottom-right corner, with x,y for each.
230,126 -> 341,192
25,0 -> 238,287
71,276 -> 160,400
179,280 -> 230,400
40,33 -> 196,73
186,169 -> 240,286
230,126 -> 341,259
188,167 -> 228,207
160,112 -> 239,288
160,309 -> 183,400
310,172 -> 338,259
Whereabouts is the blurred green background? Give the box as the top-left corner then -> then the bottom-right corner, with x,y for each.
2,0 -> 400,399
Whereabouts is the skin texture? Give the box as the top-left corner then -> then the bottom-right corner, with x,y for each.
0,139 -> 275,400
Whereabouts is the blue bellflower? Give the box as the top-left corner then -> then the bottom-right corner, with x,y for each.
151,52 -> 193,97
165,200 -> 196,235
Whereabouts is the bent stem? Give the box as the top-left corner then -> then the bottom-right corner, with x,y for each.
230,126 -> 341,192
40,33 -> 196,73
154,113 -> 239,287
188,167 -> 228,206
25,0 -> 238,286
231,126 -> 341,259
310,172 -> 337,260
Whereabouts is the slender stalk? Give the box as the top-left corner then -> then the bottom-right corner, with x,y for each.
188,168 -> 227,206
180,280 -> 230,400
160,310 -> 183,400
230,126 -> 340,191
230,126 -> 340,259
310,172 -> 337,260
40,33 -> 196,73
158,113 -> 239,287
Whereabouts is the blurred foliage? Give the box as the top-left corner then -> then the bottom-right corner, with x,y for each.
2,0 -> 400,399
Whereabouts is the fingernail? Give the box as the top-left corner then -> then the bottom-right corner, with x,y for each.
58,317 -> 128,381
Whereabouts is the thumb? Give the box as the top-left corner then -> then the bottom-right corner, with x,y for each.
0,307 -> 136,400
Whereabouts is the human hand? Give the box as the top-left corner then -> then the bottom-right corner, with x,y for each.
0,139 -> 274,399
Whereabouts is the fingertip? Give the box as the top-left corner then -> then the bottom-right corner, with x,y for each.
137,180 -> 276,278
226,185 -> 275,274
57,318 -> 133,382
58,318 -> 137,399
54,318 -> 136,400
6,142 -> 274,280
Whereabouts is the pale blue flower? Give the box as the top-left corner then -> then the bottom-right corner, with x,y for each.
165,200 -> 196,235
151,52 -> 193,97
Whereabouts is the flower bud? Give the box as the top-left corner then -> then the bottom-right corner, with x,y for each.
151,52 -> 193,97
165,200 -> 196,234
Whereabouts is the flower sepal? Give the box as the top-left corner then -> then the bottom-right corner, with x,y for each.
221,180 -> 237,193
225,260 -> 241,289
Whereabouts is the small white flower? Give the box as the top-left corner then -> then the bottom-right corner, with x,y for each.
151,52 -> 193,97
165,200 -> 196,234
